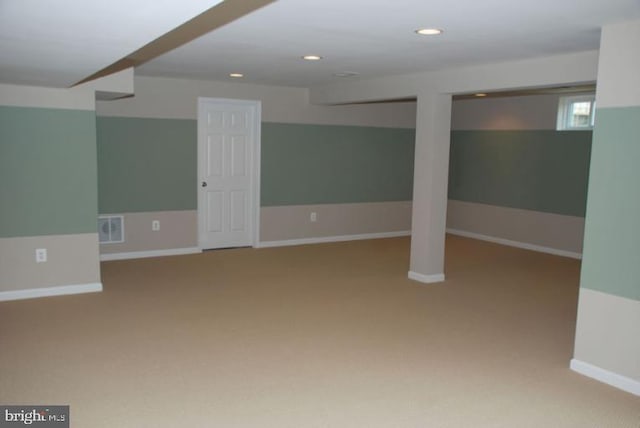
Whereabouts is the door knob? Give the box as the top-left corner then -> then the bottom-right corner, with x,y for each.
201,181 -> 208,187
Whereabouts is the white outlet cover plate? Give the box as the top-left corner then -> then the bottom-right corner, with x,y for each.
35,248 -> 47,263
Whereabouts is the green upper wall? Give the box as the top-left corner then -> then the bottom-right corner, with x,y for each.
580,106 -> 640,301
448,130 -> 592,217
96,117 -> 415,213
261,123 -> 415,206
97,117 -> 197,214
0,106 -> 98,238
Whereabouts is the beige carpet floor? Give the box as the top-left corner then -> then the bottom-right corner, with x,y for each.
1,236 -> 639,427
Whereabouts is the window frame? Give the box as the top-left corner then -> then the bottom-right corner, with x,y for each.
557,94 -> 596,131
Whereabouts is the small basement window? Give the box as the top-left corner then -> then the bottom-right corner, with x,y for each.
557,94 -> 596,130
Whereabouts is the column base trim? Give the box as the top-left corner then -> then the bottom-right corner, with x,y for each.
570,358 -> 640,396
408,271 -> 445,284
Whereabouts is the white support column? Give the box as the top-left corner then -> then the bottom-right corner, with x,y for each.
408,91 -> 452,284
571,19 -> 640,396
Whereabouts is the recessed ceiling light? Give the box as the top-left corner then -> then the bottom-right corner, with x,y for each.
303,55 -> 322,61
229,73 -> 244,78
415,28 -> 443,36
333,71 -> 360,78
475,93 -> 487,97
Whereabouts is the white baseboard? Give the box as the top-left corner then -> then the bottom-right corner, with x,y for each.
446,228 -> 582,259
408,271 -> 445,284
0,282 -> 103,302
100,247 -> 201,261
570,359 -> 640,396
256,231 -> 411,248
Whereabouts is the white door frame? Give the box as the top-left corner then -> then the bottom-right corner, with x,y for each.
197,97 -> 261,249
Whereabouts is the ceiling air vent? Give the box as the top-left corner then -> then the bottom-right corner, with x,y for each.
98,215 -> 124,244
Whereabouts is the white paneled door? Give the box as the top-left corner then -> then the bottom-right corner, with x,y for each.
198,98 -> 260,249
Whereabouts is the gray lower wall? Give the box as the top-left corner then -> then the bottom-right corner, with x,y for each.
99,211 -> 197,254
573,288 -> 640,383
447,200 -> 585,255
0,234 -> 100,293
99,202 -> 412,253
260,201 -> 412,243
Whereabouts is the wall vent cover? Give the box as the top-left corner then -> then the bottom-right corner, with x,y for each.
98,215 -> 124,244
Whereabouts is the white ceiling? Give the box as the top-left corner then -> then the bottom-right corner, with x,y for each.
2,0 -> 640,89
0,0 -> 222,87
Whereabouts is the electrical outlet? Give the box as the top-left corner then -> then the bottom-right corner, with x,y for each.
152,220 -> 160,231
35,248 -> 47,263
310,212 -> 318,222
